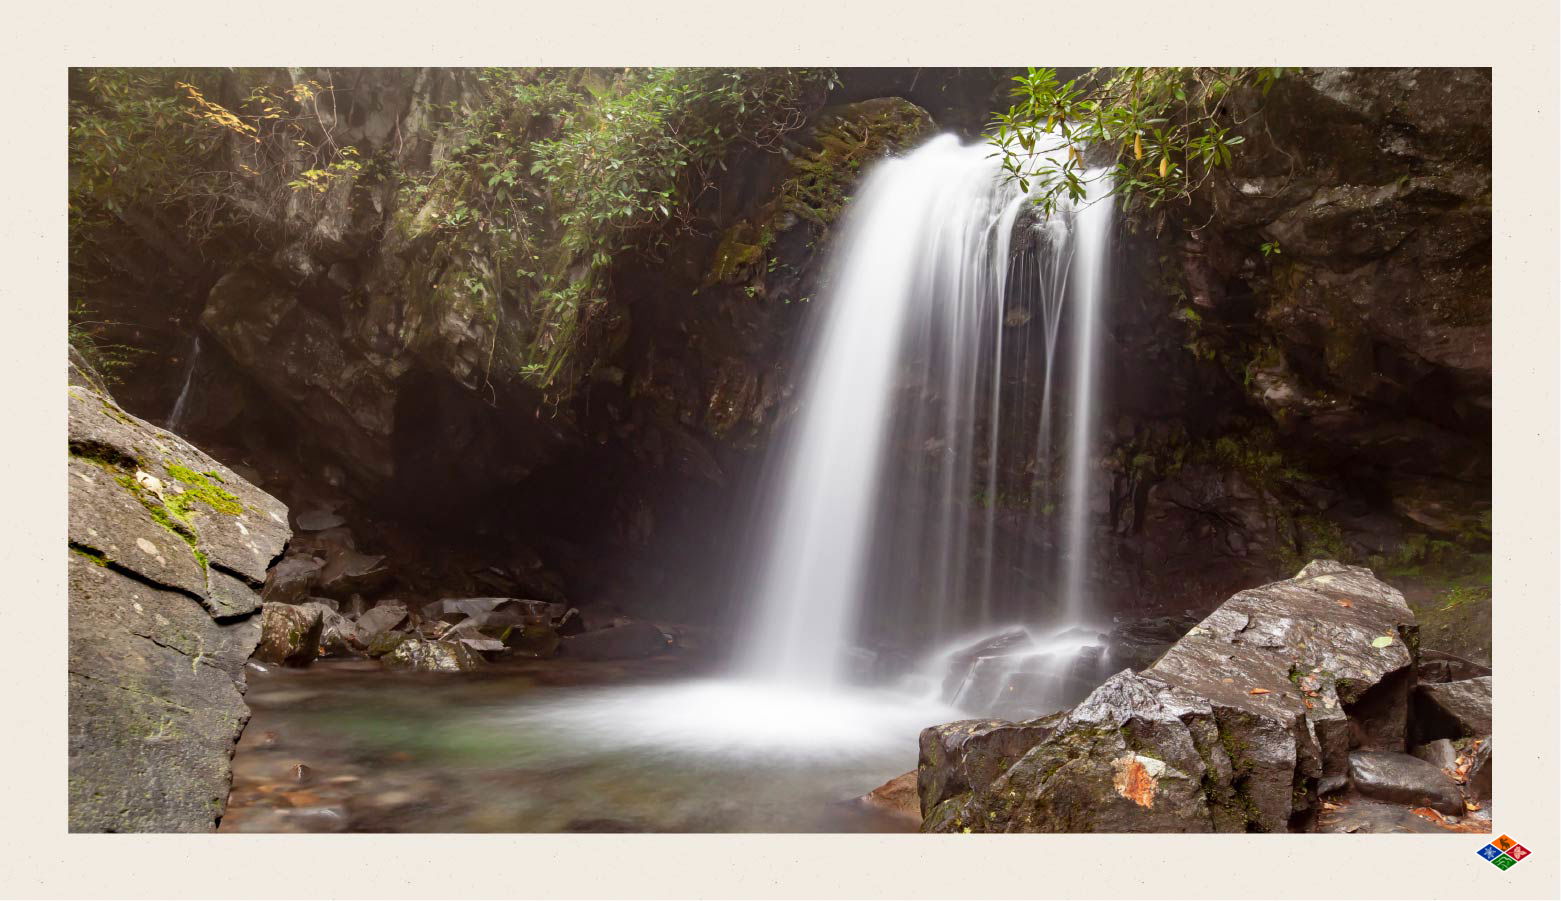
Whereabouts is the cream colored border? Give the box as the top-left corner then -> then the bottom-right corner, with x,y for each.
4,1 -> 1556,897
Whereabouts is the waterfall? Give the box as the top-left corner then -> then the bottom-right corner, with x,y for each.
736,134 -> 1115,691
166,335 -> 202,433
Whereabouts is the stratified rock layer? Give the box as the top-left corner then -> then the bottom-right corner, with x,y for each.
68,357 -> 291,832
921,560 -> 1419,832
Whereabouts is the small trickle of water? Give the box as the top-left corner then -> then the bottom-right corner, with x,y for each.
166,335 -> 202,433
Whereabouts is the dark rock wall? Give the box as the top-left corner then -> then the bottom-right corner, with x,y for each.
1090,67 -> 1491,616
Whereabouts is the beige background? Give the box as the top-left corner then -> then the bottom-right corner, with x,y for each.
4,1 -> 1556,897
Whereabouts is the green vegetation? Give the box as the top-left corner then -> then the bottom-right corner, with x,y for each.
396,67 -> 836,389
989,67 -> 1293,217
68,67 -> 836,394
164,463 -> 243,516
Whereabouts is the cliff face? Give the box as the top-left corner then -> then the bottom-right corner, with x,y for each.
72,67 -> 1490,632
1091,67 -> 1491,614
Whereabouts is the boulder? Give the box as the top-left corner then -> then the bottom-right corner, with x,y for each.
937,628 -> 1031,699
68,362 -> 290,832
294,508 -> 347,531
1464,737 -> 1492,802
922,561 -> 1419,833
505,622 -> 561,658
365,631 -> 410,658
1106,612 -> 1205,672
261,555 -> 324,605
936,627 -> 1111,720
925,671 -> 1233,833
1417,649 -> 1491,684
559,621 -> 672,661
1414,676 -> 1491,739
316,548 -> 394,598
853,771 -> 921,828
425,596 -> 551,628
303,600 -> 358,657
354,602 -> 410,642
1411,738 -> 1459,771
254,602 -> 324,667
1348,750 -> 1464,814
918,715 -> 1062,817
380,638 -> 483,672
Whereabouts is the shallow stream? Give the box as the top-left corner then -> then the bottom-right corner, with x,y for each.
222,658 -> 960,833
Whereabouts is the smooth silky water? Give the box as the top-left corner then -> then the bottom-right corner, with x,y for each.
226,134 -> 1116,833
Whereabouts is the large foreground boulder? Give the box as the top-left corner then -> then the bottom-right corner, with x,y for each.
68,357 -> 291,831
921,560 -> 1420,833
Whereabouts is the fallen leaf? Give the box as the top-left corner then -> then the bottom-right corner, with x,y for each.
1336,599 -> 1353,608
1321,801 -> 1341,810
1304,699 -> 1315,709
1465,801 -> 1481,811
1371,635 -> 1394,648
1411,807 -> 1446,823
1248,688 -> 1271,695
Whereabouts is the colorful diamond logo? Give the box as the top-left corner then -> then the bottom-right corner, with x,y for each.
1480,835 -> 1533,870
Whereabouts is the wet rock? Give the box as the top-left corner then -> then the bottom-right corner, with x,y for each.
1414,676 -> 1491,739
303,601 -> 358,657
921,561 -> 1419,832
380,638 -> 483,672
926,671 -> 1231,833
67,366 -> 289,832
365,631 -> 410,658
255,602 -> 324,667
1464,737 -> 1492,802
937,628 -> 1031,699
261,555 -> 324,605
918,715 -> 1062,817
316,549 -> 394,598
1417,649 -> 1491,684
1314,797 -> 1448,834
426,596 -> 551,628
295,508 -> 347,531
1348,751 -> 1464,815
1106,612 -> 1204,672
505,622 -> 561,658
854,771 -> 921,827
1411,738 -> 1459,771
353,602 -> 409,642
559,621 -> 672,661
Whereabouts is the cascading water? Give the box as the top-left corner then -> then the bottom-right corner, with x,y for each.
734,134 -> 1116,703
